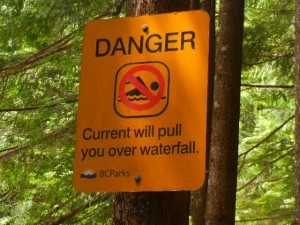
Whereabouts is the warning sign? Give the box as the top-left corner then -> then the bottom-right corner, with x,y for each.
73,10 -> 210,192
114,61 -> 169,117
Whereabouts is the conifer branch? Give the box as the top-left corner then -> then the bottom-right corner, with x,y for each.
239,145 -> 294,166
238,115 -> 294,159
243,52 -> 294,66
0,0 -> 125,79
237,148 -> 293,192
238,115 -> 294,173
0,33 -> 76,79
32,193 -> 80,225
50,194 -> 112,225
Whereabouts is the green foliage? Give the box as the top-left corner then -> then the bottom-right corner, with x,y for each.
0,0 -> 124,224
237,0 -> 295,224
0,0 -> 297,224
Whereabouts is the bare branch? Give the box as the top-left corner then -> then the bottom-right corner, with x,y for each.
0,145 -> 28,162
241,84 -> 294,89
0,99 -> 78,113
236,212 -> 293,222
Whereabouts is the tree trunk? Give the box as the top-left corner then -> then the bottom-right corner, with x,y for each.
295,0 -> 300,223
190,0 -> 216,224
113,1 -> 191,225
125,0 -> 190,16
205,0 -> 245,224
190,0 -> 200,10
114,192 -> 190,225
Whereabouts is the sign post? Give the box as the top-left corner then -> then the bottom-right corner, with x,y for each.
73,10 -> 210,192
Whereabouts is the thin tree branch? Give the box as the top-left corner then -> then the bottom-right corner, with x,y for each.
240,145 -> 294,166
50,194 -> 112,225
0,0 -> 126,79
241,84 -> 294,89
243,52 -> 293,66
237,148 -> 293,192
235,212 -> 293,222
238,115 -> 294,159
32,193 -> 80,225
238,115 -> 294,173
0,118 -> 76,163
243,177 -> 285,186
0,99 -> 78,113
0,33 -> 76,79
0,145 -> 28,162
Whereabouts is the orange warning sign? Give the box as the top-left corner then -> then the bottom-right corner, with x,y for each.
73,10 -> 210,192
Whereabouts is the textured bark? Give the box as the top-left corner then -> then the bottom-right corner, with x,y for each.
295,0 -> 300,224
200,0 -> 214,13
125,0 -> 190,16
113,1 -> 191,225
190,0 -> 200,10
205,0 -> 245,224
191,188 -> 207,225
113,193 -> 149,225
190,0 -> 215,224
113,192 -> 190,225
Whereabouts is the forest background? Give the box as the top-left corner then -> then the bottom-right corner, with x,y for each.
0,0 -> 297,224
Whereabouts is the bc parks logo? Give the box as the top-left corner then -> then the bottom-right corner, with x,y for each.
114,61 -> 170,118
80,169 -> 130,179
80,170 -> 97,179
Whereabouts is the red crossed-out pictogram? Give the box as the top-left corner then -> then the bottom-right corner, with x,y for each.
118,64 -> 165,111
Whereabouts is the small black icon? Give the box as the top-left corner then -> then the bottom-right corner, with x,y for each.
119,76 -> 163,102
80,173 -> 97,179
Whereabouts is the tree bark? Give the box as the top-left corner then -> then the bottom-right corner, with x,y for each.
190,0 -> 216,224
190,0 -> 200,10
205,0 -> 245,224
125,0 -> 190,16
114,192 -> 190,225
295,0 -> 300,223
113,1 -> 191,225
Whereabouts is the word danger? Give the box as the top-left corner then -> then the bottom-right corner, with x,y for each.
95,31 -> 196,57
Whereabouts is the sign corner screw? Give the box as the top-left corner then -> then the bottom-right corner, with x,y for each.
141,24 -> 149,32
134,175 -> 142,184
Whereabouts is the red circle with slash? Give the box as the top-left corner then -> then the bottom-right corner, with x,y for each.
119,64 -> 165,111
